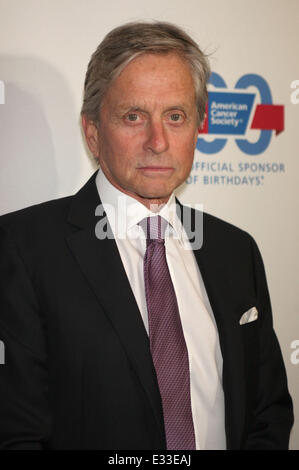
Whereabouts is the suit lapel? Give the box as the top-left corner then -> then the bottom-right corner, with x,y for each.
177,200 -> 246,449
66,171 -> 165,443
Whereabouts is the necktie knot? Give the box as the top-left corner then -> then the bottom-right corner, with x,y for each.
140,215 -> 167,246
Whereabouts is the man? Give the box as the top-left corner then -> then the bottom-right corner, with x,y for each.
0,22 -> 293,450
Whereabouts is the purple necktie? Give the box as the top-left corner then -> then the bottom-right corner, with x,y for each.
141,215 -> 196,450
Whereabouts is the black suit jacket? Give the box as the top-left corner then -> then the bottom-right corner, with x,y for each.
0,171 -> 293,450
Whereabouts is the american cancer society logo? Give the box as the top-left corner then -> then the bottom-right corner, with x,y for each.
197,72 -> 284,155
189,72 -> 285,186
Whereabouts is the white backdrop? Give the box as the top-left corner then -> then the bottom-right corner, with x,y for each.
0,0 -> 298,449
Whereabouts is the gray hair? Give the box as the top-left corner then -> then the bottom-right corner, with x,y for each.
81,21 -> 210,125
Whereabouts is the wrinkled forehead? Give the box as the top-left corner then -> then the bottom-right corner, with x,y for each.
111,51 -> 195,90
101,52 -> 196,109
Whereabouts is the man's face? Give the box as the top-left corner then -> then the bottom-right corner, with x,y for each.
86,53 -> 199,206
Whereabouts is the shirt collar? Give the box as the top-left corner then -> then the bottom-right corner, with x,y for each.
95,169 -> 190,247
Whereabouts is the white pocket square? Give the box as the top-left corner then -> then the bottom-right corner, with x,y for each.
239,306 -> 258,325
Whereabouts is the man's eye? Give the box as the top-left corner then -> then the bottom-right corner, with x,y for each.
170,113 -> 183,122
126,113 -> 139,122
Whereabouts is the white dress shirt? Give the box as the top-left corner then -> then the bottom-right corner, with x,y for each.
96,169 -> 226,450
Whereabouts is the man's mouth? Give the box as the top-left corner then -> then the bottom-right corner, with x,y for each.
137,166 -> 174,173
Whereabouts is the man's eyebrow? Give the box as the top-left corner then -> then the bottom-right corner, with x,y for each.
114,104 -> 190,114
164,105 -> 189,113
114,105 -> 146,113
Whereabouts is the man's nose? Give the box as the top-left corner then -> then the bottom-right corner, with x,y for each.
143,120 -> 169,154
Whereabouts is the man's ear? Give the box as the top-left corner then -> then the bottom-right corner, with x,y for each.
81,114 -> 100,158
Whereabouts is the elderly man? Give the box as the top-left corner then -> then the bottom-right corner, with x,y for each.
0,22 -> 293,450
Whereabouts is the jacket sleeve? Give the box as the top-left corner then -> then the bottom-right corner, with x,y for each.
243,236 -> 294,449
0,225 -> 51,450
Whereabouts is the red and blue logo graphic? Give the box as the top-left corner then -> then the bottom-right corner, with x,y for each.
197,73 -> 284,155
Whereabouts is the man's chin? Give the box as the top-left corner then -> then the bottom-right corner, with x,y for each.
136,181 -> 176,198
136,188 -> 173,202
